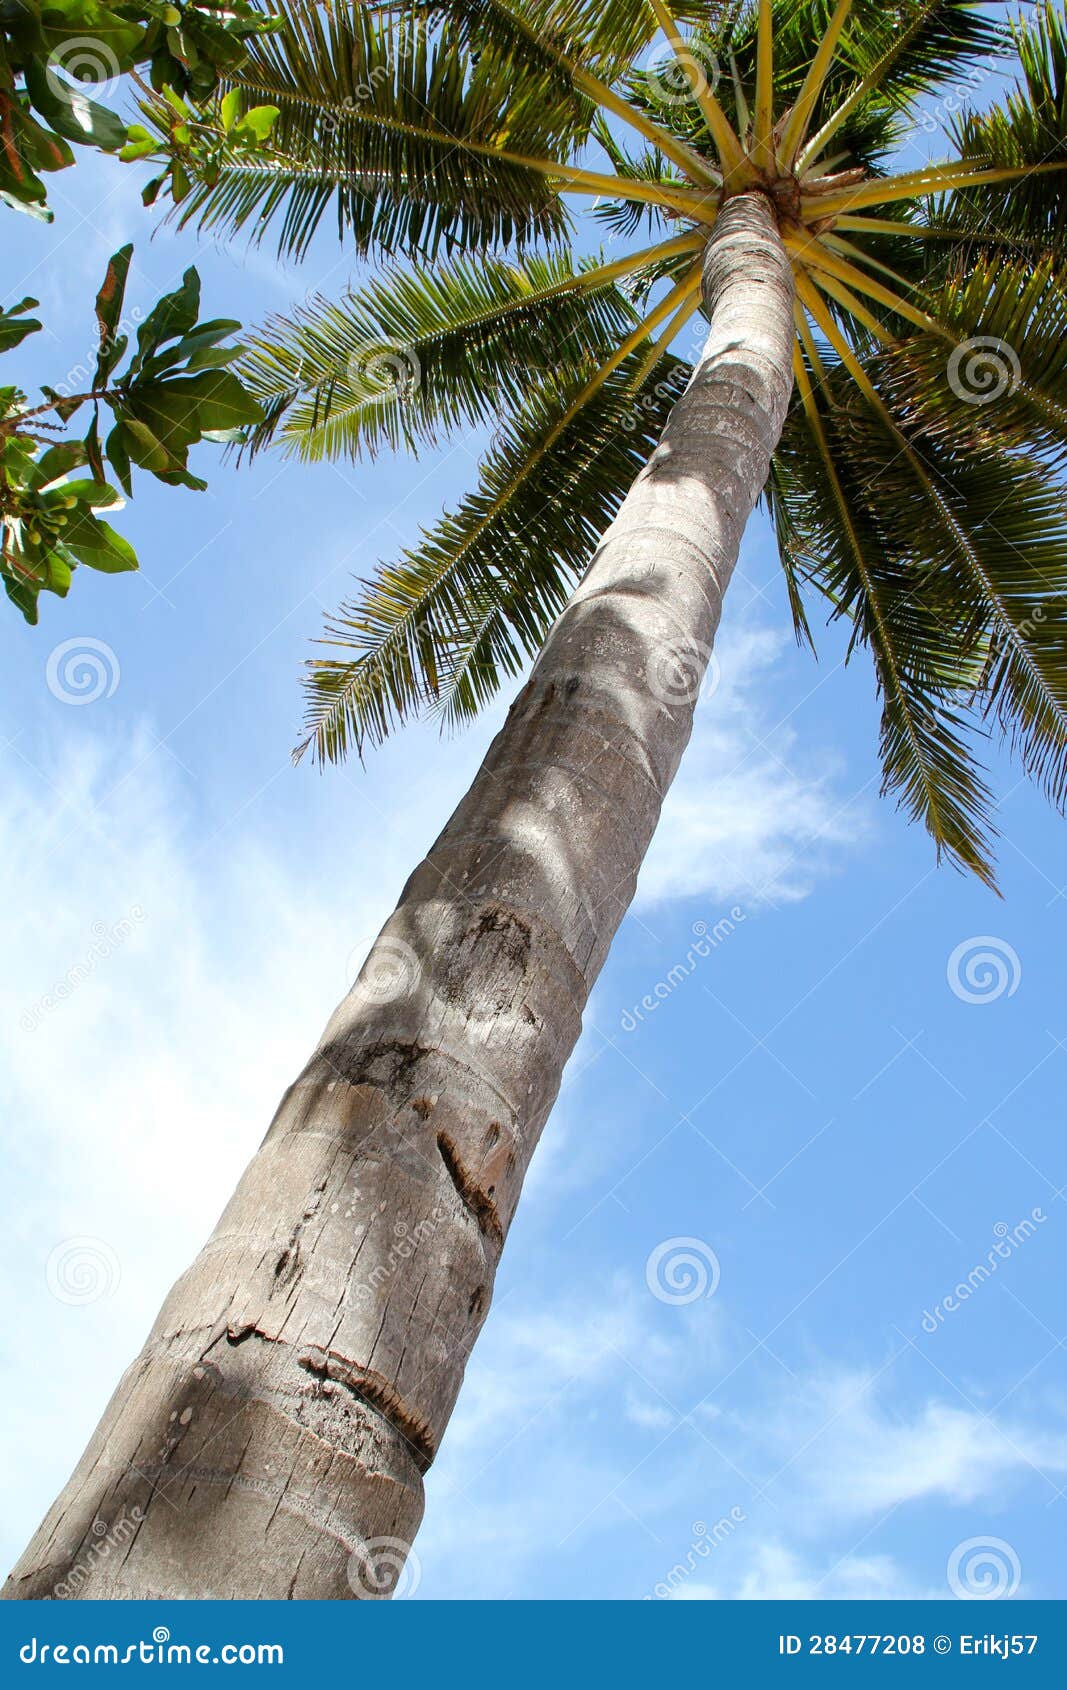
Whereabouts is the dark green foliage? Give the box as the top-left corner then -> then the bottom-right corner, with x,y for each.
0,1 -> 275,218
0,244 -> 262,620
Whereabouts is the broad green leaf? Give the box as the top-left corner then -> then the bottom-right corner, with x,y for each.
233,104 -> 279,141
105,421 -> 133,495
23,55 -> 127,152
28,440 -> 89,489
43,478 -> 123,510
0,297 -> 43,353
62,510 -> 139,573
94,244 -> 133,388
132,267 -> 201,366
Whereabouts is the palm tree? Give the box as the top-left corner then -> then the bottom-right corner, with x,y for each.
7,0 -> 1067,1601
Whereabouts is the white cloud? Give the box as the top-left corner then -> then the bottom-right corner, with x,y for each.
636,624 -> 871,907
673,1542 -> 938,1601
726,1365 -> 1067,1523
624,1389 -> 678,1432
418,1301 -> 1064,1598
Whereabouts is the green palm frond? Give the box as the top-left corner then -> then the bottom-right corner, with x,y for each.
781,301 -> 1067,879
875,256 -> 1067,464
170,2 -> 577,258
851,410 -> 1067,818
943,1 -> 1067,250
419,0 -> 707,85
796,0 -> 1006,162
298,348 -> 691,760
236,240 -> 698,459
777,344 -> 999,882
414,0 -> 717,180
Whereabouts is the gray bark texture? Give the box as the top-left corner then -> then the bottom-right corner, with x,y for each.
5,193 -> 795,1600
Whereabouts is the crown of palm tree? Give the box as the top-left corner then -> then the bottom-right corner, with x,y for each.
168,0 -> 1067,885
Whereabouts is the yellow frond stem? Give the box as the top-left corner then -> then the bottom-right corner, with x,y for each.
804,160 -> 1067,219
835,214 -> 945,238
471,0 -> 719,186
754,0 -> 775,169
822,231 -> 925,290
784,233 -> 946,337
777,0 -> 856,166
580,230 -> 708,291
794,304 -> 833,395
629,288 -> 704,391
573,67 -> 720,186
729,53 -> 751,143
793,270 -> 882,409
797,0 -> 973,172
800,267 -> 894,344
498,149 -> 718,220
647,0 -> 747,176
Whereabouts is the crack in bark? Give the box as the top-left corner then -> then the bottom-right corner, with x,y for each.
296,1347 -> 435,1472
436,1130 -> 504,1248
221,1326 -> 436,1473
271,1180 -> 327,1291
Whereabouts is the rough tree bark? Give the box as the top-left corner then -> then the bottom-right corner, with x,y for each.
5,193 -> 795,1600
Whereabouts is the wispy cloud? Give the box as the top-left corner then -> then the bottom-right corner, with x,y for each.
673,1541 -> 939,1600
636,624 -> 871,907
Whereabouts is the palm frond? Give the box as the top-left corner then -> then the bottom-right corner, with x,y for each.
875,255 -> 1067,463
588,119 -> 691,241
943,0 -> 1067,251
298,347 -> 691,760
418,0 -> 707,86
237,242 -> 700,459
799,0 -> 1007,168
780,336 -> 999,882
415,0 -> 717,181
171,3 -> 576,258
804,274 -> 1067,793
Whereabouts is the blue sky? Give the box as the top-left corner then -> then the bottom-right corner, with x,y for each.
1,68 -> 1065,1603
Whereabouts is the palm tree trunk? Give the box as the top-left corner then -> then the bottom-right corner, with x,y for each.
4,193 -> 794,1601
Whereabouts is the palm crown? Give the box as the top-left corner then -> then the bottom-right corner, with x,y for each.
166,0 -> 1067,885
